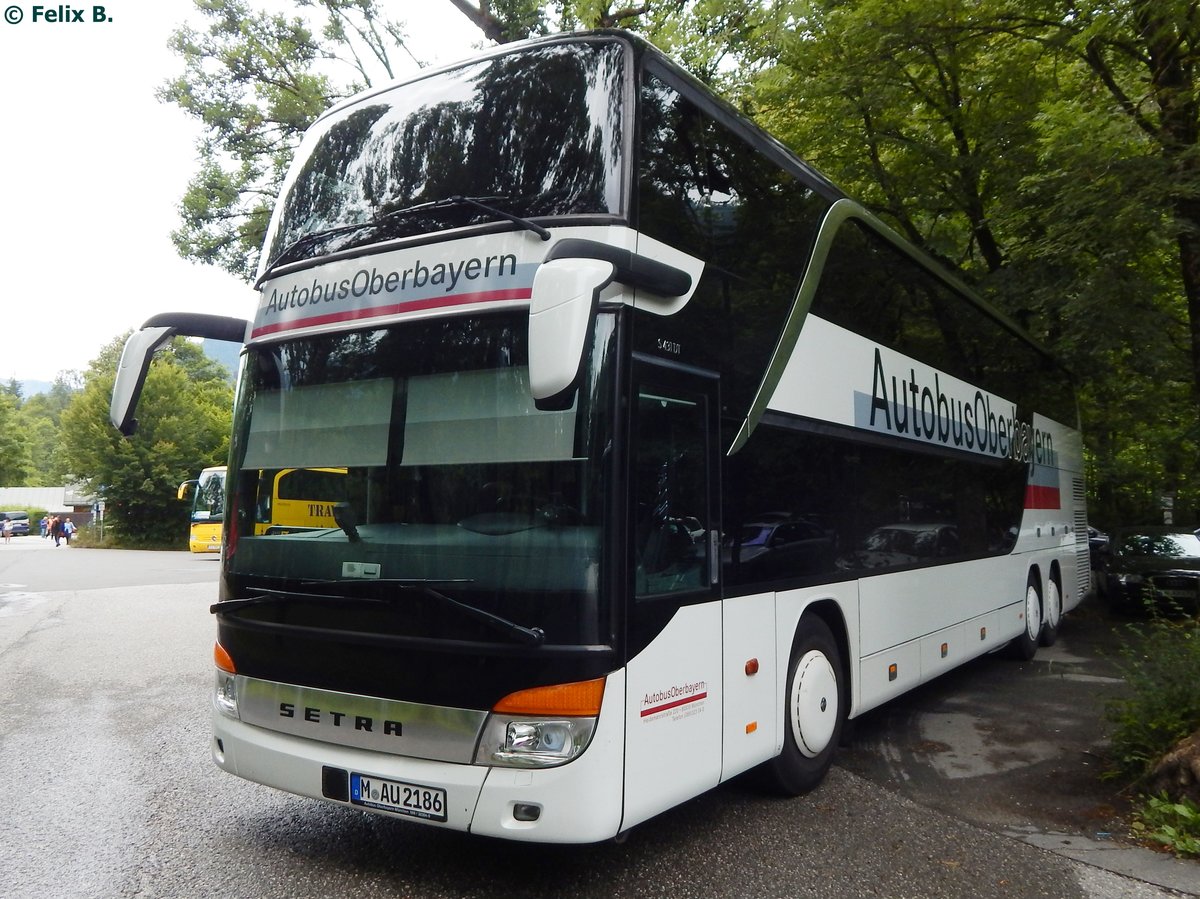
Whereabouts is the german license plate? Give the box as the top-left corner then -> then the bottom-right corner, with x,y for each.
350,772 -> 447,822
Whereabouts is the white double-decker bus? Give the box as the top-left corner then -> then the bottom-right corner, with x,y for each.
111,30 -> 1087,843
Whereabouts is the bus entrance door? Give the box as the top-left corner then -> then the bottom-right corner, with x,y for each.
622,357 -> 722,829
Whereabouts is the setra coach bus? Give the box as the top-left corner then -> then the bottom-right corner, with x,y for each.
110,30 -> 1087,843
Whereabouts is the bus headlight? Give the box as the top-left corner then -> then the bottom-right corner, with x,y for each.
473,676 -> 606,768
214,670 -> 240,719
476,717 -> 597,767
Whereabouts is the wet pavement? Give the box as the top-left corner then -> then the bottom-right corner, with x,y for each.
838,598 -> 1199,895
0,537 -> 1196,896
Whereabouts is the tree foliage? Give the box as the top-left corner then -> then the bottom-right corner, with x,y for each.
0,392 -> 31,486
16,373 -> 83,485
59,337 -> 233,545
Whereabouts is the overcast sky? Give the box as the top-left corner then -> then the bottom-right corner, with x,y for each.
0,1 -> 482,383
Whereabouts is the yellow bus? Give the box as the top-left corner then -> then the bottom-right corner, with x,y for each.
179,466 -> 225,553
181,466 -> 346,551
252,467 -> 346,535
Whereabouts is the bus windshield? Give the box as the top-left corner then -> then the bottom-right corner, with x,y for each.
262,39 -> 627,272
225,311 -> 617,648
193,468 -> 225,523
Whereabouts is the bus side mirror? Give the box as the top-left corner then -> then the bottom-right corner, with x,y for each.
177,479 -> 199,502
527,239 -> 696,412
110,313 -> 249,436
527,258 -> 615,411
111,326 -> 175,436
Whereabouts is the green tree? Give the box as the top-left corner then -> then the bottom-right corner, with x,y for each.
59,336 -> 233,545
981,1 -> 1200,403
0,392 -> 32,486
18,372 -> 82,485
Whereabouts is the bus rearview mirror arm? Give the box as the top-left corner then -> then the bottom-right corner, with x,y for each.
110,313 -> 250,436
528,240 -> 692,411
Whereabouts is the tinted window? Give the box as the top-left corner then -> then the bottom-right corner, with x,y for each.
635,70 -> 831,416
811,221 -> 1077,427
265,40 -> 627,268
723,422 -> 1024,590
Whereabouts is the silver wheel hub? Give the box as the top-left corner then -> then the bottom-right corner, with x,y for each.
790,650 -> 838,758
1025,584 -> 1042,641
1045,580 -> 1062,630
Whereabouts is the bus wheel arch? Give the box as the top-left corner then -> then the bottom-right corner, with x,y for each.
1039,563 -> 1063,647
1008,567 -> 1043,660
764,608 -> 847,796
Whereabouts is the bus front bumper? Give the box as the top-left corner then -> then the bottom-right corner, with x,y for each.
211,670 -> 627,843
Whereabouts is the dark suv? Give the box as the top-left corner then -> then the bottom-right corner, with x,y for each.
2,511 -> 30,536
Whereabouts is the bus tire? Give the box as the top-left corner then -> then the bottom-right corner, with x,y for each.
1007,572 -> 1042,660
1039,573 -> 1062,647
765,615 -> 845,796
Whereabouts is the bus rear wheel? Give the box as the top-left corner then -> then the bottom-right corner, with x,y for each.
1039,575 -> 1062,647
764,615 -> 845,796
1007,572 -> 1042,660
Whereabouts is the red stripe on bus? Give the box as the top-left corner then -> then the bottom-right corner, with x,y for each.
640,692 -> 708,718
250,288 -> 532,339
1024,485 -> 1061,510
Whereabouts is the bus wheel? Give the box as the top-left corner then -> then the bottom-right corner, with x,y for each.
765,615 -> 845,796
1008,573 -> 1042,660
1039,575 -> 1062,647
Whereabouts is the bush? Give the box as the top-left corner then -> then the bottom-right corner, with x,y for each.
1132,794 -> 1200,858
1104,613 -> 1200,782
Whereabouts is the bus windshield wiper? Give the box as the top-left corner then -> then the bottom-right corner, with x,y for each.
263,220 -> 378,277
262,195 -> 550,281
401,195 -> 550,242
395,579 -> 545,646
212,580 -> 546,647
210,587 -> 388,614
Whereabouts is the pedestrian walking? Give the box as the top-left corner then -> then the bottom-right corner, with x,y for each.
39,515 -> 48,538
63,517 -> 75,545
50,515 -> 62,547
2,517 -> 11,544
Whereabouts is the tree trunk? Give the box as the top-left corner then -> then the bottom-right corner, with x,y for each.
1143,729 -> 1200,806
1176,211 -> 1200,404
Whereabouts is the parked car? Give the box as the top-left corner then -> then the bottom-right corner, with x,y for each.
1087,526 -> 1110,570
723,519 -> 837,579
837,523 -> 961,571
1103,527 -> 1200,612
1,511 -> 29,536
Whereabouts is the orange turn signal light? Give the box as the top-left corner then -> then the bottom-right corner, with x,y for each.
214,642 -> 236,674
492,677 -> 606,717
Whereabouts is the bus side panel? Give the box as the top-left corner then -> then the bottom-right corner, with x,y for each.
857,607 -> 1008,715
720,591 -> 778,781
857,559 -> 1024,660
622,602 -> 722,831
